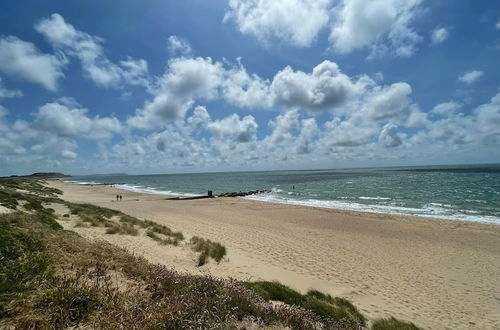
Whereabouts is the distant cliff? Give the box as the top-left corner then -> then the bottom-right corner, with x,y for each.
8,172 -> 72,179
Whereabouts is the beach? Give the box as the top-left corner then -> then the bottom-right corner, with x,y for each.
48,180 -> 500,330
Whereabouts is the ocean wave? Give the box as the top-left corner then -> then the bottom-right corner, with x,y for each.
64,179 -> 198,197
113,184 -> 199,197
244,193 -> 500,225
359,196 -> 391,201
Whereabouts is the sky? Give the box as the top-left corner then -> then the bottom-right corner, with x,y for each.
0,0 -> 499,176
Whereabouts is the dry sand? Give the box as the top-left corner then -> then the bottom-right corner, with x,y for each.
47,180 -> 500,330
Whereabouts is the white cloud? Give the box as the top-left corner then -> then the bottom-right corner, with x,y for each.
208,113 -> 258,143
330,0 -> 423,58
35,13 -> 149,88
323,118 -> 376,147
265,110 -> 300,146
406,106 -> 429,127
270,61 -> 369,113
167,36 -> 193,56
379,123 -> 403,147
187,106 -> 211,132
222,61 -> 272,108
296,118 -> 319,154
458,70 -> 483,85
128,57 -> 418,132
474,92 -> 500,137
0,36 -> 66,91
34,103 -> 93,138
61,150 -> 77,159
224,0 -> 330,47
128,57 -> 224,128
365,82 -> 412,120
225,0 -> 424,58
34,101 -> 122,140
496,21 -> 500,30
431,101 -> 461,116
0,77 -> 23,99
431,27 -> 449,45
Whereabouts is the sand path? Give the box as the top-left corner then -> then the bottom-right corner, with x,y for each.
48,181 -> 500,330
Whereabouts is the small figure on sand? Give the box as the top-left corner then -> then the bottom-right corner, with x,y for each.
116,194 -> 119,201
119,195 -> 122,201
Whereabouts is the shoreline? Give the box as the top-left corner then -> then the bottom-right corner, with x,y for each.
48,180 -> 500,330
62,179 -> 500,226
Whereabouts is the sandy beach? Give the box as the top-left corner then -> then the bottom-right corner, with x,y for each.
47,180 -> 500,330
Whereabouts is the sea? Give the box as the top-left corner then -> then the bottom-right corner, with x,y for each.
65,164 -> 500,225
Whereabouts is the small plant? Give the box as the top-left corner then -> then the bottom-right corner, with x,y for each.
190,236 -> 227,266
106,224 -> 138,236
63,214 -> 70,218
372,317 -> 421,330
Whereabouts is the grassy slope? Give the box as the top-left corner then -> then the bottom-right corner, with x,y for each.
0,178 -> 421,329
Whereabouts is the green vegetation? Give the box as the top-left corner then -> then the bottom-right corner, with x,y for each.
190,236 -> 227,266
105,223 -> 139,236
371,317 -> 421,330
0,213 -> 53,316
244,281 -> 366,324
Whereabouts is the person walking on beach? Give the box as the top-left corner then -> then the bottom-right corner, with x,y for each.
119,195 -> 122,201
116,194 -> 119,201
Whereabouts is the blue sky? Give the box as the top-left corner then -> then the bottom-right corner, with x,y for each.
0,0 -> 499,175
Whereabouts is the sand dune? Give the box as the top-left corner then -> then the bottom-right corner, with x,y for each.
48,180 -> 500,330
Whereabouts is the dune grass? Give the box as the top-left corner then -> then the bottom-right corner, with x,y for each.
190,236 -> 227,266
244,281 -> 366,324
371,317 -> 421,330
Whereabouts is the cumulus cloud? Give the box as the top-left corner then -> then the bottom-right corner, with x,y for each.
0,77 -> 23,99
35,13 -> 149,88
458,70 -> 483,85
225,0 -> 424,58
128,57 -> 224,128
296,118 -> 319,154
473,92 -> 500,137
379,123 -> 403,147
431,101 -> 461,116
33,101 -> 122,140
128,57 -> 418,131
431,27 -> 449,45
329,0 -> 423,57
208,113 -> 258,143
265,110 -> 300,146
365,82 -> 412,120
0,36 -> 66,91
224,0 -> 330,47
167,36 -> 193,56
222,61 -> 272,108
270,61 -> 359,113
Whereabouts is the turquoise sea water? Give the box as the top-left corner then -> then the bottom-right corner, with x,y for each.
66,164 -> 500,224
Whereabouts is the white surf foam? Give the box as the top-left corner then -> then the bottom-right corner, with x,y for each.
244,193 -> 500,225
